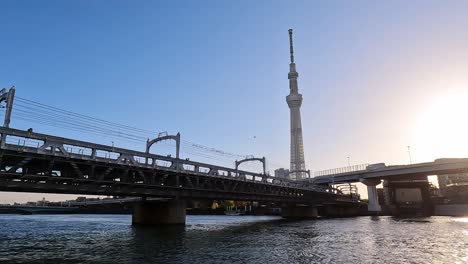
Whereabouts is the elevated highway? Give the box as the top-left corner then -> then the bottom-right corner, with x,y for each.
311,159 -> 468,185
311,159 -> 468,214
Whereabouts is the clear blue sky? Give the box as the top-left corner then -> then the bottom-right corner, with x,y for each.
2,1 -> 468,202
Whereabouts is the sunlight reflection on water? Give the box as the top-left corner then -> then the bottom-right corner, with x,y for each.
454,217 -> 468,223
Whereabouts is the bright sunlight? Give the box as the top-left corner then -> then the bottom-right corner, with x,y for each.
413,90 -> 468,162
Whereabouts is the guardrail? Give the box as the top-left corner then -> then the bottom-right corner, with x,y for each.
313,164 -> 369,177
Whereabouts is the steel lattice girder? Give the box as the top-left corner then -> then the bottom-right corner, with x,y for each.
0,149 -> 350,205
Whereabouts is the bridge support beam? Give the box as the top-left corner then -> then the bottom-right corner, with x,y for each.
282,205 -> 318,219
360,179 -> 382,213
132,200 -> 186,225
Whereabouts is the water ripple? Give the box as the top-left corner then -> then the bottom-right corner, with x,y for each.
0,215 -> 466,263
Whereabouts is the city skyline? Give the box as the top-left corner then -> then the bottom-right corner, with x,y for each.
2,1 -> 468,202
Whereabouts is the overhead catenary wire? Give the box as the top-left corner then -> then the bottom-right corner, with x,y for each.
11,114 -> 241,168
12,115 -> 240,164
14,98 -> 251,158
15,97 -> 155,134
13,103 -> 150,139
12,113 -> 239,161
6,97 -> 265,170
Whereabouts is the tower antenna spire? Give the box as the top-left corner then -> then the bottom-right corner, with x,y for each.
288,29 -> 294,63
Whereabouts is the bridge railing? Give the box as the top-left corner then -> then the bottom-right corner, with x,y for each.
0,127 -> 335,194
313,164 -> 369,177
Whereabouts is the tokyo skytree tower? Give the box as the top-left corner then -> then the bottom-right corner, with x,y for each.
286,29 -> 306,180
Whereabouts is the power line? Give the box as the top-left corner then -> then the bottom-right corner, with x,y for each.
8,96 -> 255,167
16,97 -> 155,134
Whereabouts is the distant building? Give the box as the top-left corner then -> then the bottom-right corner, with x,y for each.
438,173 -> 468,197
274,168 -> 290,179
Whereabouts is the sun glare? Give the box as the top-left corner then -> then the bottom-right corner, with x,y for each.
413,90 -> 468,162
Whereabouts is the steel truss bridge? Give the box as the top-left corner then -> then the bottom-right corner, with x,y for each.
0,127 -> 356,205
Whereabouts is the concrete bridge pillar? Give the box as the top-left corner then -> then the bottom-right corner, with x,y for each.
282,205 -> 318,219
360,179 -> 382,213
382,178 -> 433,216
132,200 -> 186,225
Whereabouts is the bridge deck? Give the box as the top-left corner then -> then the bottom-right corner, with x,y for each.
0,127 -> 356,205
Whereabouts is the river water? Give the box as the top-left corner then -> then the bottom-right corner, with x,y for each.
0,214 -> 467,264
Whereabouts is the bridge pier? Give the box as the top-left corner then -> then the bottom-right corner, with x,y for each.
318,204 -> 362,217
383,179 -> 433,216
282,205 -> 318,219
132,200 -> 186,225
360,179 -> 382,214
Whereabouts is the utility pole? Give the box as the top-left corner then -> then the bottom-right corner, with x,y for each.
0,86 -> 16,128
407,146 -> 412,164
